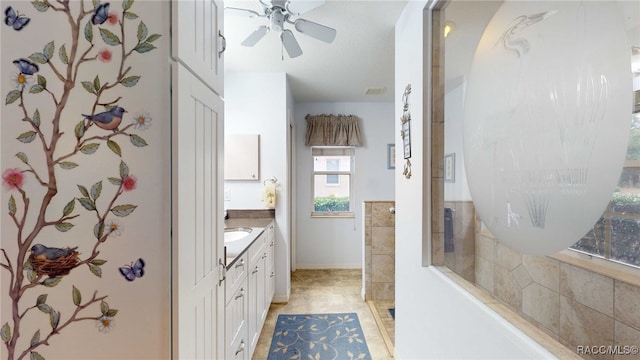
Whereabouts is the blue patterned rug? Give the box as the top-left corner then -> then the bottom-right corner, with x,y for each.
268,313 -> 371,360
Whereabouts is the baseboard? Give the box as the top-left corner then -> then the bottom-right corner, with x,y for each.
272,294 -> 289,303
295,264 -> 362,270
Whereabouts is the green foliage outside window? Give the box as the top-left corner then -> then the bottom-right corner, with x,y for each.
314,196 -> 350,212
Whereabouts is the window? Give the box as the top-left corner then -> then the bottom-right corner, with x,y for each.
571,111 -> 640,268
326,159 -> 340,185
312,147 -> 354,216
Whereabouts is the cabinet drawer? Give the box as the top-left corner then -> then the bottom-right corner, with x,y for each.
248,231 -> 266,267
226,253 -> 247,305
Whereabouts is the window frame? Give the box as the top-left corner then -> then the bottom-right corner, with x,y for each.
311,146 -> 355,218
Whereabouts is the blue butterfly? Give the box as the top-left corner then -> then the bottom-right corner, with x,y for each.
119,258 -> 145,281
91,3 -> 110,25
13,58 -> 39,75
4,6 -> 30,31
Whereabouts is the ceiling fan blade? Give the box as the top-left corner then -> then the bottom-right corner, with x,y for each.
225,7 -> 262,18
286,0 -> 326,15
294,18 -> 336,43
281,30 -> 303,58
241,26 -> 269,47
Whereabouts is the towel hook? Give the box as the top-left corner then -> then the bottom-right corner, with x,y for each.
263,176 -> 278,186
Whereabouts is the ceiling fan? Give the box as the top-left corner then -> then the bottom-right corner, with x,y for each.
226,0 -> 337,58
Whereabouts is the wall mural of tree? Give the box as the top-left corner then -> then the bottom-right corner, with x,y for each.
1,1 -> 160,359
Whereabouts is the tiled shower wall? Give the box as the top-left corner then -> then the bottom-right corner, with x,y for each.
443,201 -> 475,283
475,230 -> 640,360
363,201 -> 395,301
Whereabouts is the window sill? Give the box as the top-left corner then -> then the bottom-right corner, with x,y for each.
550,250 -> 640,288
311,212 -> 355,218
478,230 -> 640,287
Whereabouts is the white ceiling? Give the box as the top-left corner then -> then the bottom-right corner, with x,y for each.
223,0 -> 407,103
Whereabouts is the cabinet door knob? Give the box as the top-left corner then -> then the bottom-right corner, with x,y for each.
270,272 -> 275,278
235,258 -> 245,268
235,340 -> 245,355
235,288 -> 244,300
252,266 -> 259,274
218,30 -> 226,57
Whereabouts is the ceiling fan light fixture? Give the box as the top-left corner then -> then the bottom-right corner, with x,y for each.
270,9 -> 286,32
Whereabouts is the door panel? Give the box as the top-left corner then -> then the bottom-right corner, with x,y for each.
172,0 -> 224,95
172,63 -> 225,359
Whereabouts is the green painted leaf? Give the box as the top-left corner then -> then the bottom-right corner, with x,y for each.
99,28 -> 121,46
6,90 -> 20,105
91,181 -> 102,200
84,20 -> 93,42
31,1 -> 49,12
100,300 -> 109,315
77,197 -> 96,211
8,196 -> 16,216
106,309 -> 118,317
29,85 -> 44,94
111,204 -> 137,217
62,199 -> 75,217
146,34 -> 161,43
37,75 -> 46,88
17,131 -> 37,143
32,109 -> 41,127
1,323 -> 10,343
137,21 -> 148,42
119,161 -> 129,179
75,120 -> 85,139
122,0 -> 134,10
16,152 -> 29,164
30,352 -> 45,360
133,42 -> 155,53
93,221 -> 104,239
119,75 -> 140,87
59,44 -> 68,64
80,143 -> 100,154
36,294 -> 47,306
55,223 -> 74,232
91,259 -> 107,266
108,177 -> 122,185
43,41 -> 54,60
130,134 -> 148,147
81,81 -> 95,94
93,75 -> 101,92
124,11 -> 138,19
107,140 -> 122,157
42,277 -> 62,287
37,304 -> 50,313
28,52 -> 48,64
72,286 -> 81,306
77,185 -> 90,198
27,269 -> 37,282
49,310 -> 60,328
88,263 -> 102,277
59,162 -> 78,169
30,329 -> 40,347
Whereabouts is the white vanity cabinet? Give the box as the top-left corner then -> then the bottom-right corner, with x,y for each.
225,221 -> 275,360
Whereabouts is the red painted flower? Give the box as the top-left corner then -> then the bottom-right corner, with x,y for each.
122,175 -> 137,191
3,168 -> 24,190
98,48 -> 112,63
107,12 -> 118,25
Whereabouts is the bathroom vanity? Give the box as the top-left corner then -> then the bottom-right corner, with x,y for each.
223,211 -> 275,360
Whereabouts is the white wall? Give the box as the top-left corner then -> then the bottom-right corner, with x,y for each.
295,102 -> 394,269
394,2 -> 554,358
224,72 -> 291,301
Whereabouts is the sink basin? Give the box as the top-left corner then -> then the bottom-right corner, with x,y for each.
224,227 -> 252,243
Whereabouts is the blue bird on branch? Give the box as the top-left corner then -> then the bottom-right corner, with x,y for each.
82,107 -> 127,132
30,244 -> 78,260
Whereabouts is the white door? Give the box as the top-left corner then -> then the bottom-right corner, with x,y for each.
171,0 -> 224,95
171,63 -> 225,360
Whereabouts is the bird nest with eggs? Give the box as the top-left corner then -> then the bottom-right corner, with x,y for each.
30,251 -> 80,278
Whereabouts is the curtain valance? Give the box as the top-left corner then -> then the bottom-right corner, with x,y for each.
304,114 -> 363,146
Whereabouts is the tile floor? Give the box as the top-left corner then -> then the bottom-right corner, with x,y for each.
252,269 -> 394,359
